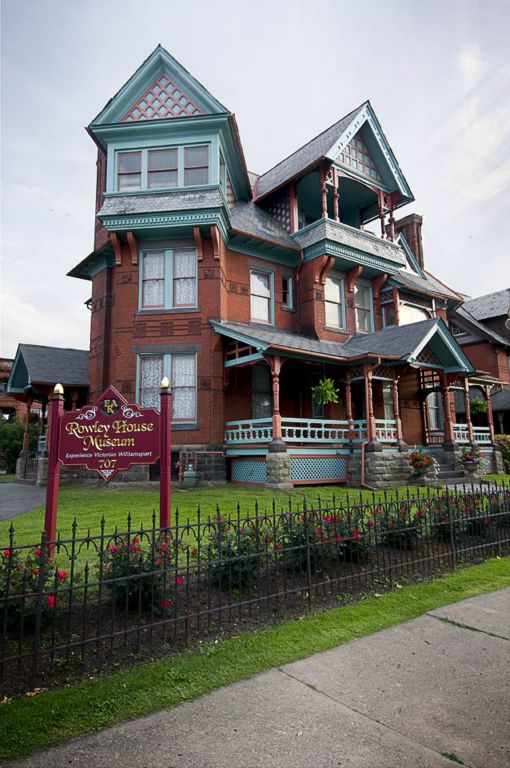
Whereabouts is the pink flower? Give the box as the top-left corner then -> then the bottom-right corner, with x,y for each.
176,575 -> 183,585
156,556 -> 162,566
17,565 -> 23,572
57,570 -> 68,580
130,545 -> 139,553
108,545 -> 118,554
35,548 -> 41,556
46,595 -> 57,608
367,519 -> 375,528
160,543 -> 168,553
133,537 -> 139,544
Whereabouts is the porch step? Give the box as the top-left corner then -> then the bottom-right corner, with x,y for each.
437,470 -> 465,479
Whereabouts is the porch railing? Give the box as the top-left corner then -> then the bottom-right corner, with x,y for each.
224,417 -> 398,445
453,425 -> 492,445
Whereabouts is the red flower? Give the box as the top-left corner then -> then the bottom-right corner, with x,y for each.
35,548 -> 41,556
191,547 -> 198,557
130,545 -> 139,553
46,595 -> 57,608
368,519 -> 375,528
17,565 -> 23,572
274,543 -> 282,550
176,575 -> 183,585
3,549 -> 10,557
160,543 -> 168,552
156,556 -> 162,566
108,545 -> 118,554
161,598 -> 170,609
57,570 -> 68,580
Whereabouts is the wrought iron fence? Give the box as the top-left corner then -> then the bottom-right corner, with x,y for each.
1,483 -> 509,697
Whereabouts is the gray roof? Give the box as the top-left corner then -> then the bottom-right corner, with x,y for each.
18,344 -> 89,386
211,317 -> 442,362
98,189 -> 224,218
455,306 -> 510,347
395,269 -> 463,302
229,202 -> 299,250
492,386 -> 510,412
462,289 -> 510,321
255,104 -> 365,200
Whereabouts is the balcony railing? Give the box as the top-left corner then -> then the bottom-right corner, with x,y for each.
224,417 -> 398,445
453,424 -> 492,444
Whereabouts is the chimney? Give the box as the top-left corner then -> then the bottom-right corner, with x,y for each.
393,213 -> 424,270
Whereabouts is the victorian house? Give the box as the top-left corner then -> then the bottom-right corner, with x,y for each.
69,45 -> 502,487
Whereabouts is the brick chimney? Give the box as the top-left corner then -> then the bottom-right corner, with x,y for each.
393,213 -> 424,269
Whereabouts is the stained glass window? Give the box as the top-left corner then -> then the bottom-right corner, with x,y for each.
336,134 -> 383,184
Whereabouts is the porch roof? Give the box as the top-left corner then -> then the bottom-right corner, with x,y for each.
210,317 -> 475,372
7,344 -> 89,396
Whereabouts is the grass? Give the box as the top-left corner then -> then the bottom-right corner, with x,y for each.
0,556 -> 509,761
0,482 -> 432,547
485,473 -> 510,486
0,474 -> 15,483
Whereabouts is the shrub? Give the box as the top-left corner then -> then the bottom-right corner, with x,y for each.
0,546 -> 62,628
378,503 -> 424,548
494,434 -> 510,473
100,535 -> 182,613
0,419 -> 39,472
201,516 -> 266,589
461,444 -> 481,463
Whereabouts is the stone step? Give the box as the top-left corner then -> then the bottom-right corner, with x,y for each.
438,470 -> 466,479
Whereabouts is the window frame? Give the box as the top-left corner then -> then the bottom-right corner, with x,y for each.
324,274 -> 346,330
117,150 -> 142,192
137,352 -> 197,424
250,268 -> 275,325
381,301 -> 396,329
354,280 -> 374,334
114,144 -> 211,193
139,246 -> 198,311
281,274 -> 294,310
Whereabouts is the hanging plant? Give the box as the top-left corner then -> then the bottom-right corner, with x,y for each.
311,377 -> 340,406
470,397 -> 487,415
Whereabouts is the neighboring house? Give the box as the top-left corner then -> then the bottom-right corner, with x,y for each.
0,358 -> 27,421
6,344 -> 89,457
68,45 -> 501,487
450,289 -> 510,435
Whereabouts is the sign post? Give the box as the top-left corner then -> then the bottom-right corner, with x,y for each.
159,377 -> 171,529
44,384 -> 64,547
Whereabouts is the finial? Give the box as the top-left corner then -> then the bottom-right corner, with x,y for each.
54,383 -> 64,395
160,377 -> 170,389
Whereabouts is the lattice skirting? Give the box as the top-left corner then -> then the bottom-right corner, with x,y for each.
290,456 -> 348,485
231,458 -> 267,484
480,450 -> 494,472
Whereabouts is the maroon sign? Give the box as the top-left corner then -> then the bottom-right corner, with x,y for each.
58,386 -> 160,481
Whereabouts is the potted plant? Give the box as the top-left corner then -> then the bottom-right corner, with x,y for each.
408,447 -> 434,476
311,377 -> 339,406
461,444 -> 480,471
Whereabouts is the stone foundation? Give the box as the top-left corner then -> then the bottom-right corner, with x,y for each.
349,451 -> 413,489
265,452 -> 293,491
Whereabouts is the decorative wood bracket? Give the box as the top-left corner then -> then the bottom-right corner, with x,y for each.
210,225 -> 224,261
126,231 -> 138,266
319,255 -> 335,285
194,227 -> 204,261
346,265 -> 363,293
111,233 -> 122,267
372,273 -> 388,300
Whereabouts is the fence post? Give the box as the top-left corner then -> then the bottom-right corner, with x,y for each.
303,497 -> 313,610
31,532 -> 48,687
446,487 -> 457,571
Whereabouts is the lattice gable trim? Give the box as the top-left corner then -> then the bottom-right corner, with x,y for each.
372,364 -> 393,379
399,292 -> 433,309
416,345 -> 443,366
336,131 -> 383,184
122,73 -> 204,122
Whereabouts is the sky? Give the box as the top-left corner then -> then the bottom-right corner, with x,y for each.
1,0 -> 509,359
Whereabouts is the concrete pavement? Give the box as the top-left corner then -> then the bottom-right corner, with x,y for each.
8,588 -> 510,767
0,482 -> 44,521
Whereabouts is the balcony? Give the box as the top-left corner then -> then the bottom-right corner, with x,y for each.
292,219 -> 406,273
224,417 -> 398,446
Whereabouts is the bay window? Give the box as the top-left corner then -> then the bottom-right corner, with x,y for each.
139,353 -> 197,422
117,151 -> 142,191
148,148 -> 178,189
140,247 -> 197,310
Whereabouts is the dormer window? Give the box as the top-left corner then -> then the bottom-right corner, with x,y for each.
115,145 -> 210,192
117,151 -> 142,191
148,149 -> 178,189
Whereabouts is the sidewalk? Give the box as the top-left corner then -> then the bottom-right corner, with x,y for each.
0,482 -> 44,521
9,588 -> 510,768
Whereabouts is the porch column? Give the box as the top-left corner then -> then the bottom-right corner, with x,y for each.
378,191 -> 386,238
268,356 -> 287,452
392,372 -> 407,451
320,164 -> 328,219
485,385 -> 495,442
344,370 -> 354,430
440,372 -> 456,447
21,397 -> 33,456
364,364 -> 382,451
463,378 -> 474,443
332,170 -> 340,222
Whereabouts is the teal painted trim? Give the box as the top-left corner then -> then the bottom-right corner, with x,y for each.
287,448 -> 350,456
225,448 -> 267,456
282,273 -> 293,310
411,318 -> 475,374
86,253 -> 116,278
101,208 -> 230,242
6,386 -> 25,394
7,347 -> 29,393
227,236 -> 299,266
397,233 -> 425,278
224,352 -> 264,368
332,162 -> 390,193
302,240 -> 401,275
90,46 -> 228,126
210,322 -> 268,352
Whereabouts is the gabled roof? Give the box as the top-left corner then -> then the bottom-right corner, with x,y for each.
7,344 -> 89,392
210,317 -> 473,373
455,306 -> 510,347
229,202 -> 299,251
394,269 -> 464,303
461,289 -> 510,321
90,45 -> 228,127
254,100 -> 413,204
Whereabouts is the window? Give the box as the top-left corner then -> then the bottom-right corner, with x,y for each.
382,381 -> 394,420
252,365 -> 272,418
354,281 -> 373,333
382,303 -> 396,328
184,146 -> 209,186
219,151 -> 226,194
450,322 -> 466,338
148,149 -> 178,189
115,145 -> 210,191
139,353 -> 196,422
282,275 -> 293,309
117,151 -> 141,191
325,276 -> 345,328
250,270 -> 273,324
140,247 -> 197,310
399,304 -> 430,326
426,392 -> 443,432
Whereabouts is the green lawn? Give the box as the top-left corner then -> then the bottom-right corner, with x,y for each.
0,481 -> 431,547
485,473 -> 510,486
1,556 -> 508,761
